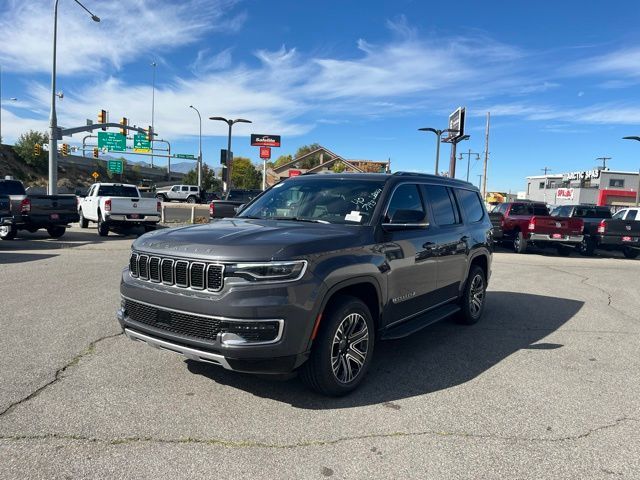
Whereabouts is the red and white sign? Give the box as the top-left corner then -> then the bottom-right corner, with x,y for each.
556,188 -> 574,200
259,147 -> 271,159
289,169 -> 301,177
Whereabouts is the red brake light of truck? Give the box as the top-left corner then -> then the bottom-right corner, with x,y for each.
157,201 -> 161,213
104,199 -> 112,212
597,220 -> 606,234
209,202 -> 215,216
19,198 -> 31,214
528,218 -> 536,230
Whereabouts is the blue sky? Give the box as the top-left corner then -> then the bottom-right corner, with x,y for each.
1,0 -> 640,191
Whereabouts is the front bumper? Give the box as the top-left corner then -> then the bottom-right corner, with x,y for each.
118,268 -> 324,373
528,233 -> 583,244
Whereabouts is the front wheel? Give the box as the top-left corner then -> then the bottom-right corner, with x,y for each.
623,247 -> 639,259
300,296 -> 374,396
458,265 -> 487,325
0,225 -> 17,240
47,226 -> 66,239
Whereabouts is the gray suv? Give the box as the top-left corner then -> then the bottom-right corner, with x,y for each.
118,172 -> 493,395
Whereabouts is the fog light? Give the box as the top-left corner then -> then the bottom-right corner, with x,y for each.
218,321 -> 281,345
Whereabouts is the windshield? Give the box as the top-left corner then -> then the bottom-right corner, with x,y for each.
238,178 -> 386,224
98,185 -> 139,197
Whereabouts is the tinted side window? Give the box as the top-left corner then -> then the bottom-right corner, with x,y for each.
612,210 -> 625,220
510,204 -> 528,216
386,184 -> 424,222
628,210 -> 638,220
425,185 -> 458,226
457,189 -> 484,222
181,186 -> 189,192
533,204 -> 550,216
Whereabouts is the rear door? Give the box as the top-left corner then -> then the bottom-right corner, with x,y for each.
381,183 -> 438,323
422,184 -> 468,302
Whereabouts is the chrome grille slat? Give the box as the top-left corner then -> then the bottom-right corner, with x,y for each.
129,253 -> 224,292
138,255 -> 149,280
149,257 -> 161,282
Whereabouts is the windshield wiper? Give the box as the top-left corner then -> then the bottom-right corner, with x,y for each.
271,217 -> 330,224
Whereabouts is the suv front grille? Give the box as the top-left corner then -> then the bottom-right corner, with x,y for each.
129,253 -> 224,291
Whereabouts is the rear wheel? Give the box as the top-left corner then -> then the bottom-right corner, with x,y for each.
458,265 -> 487,325
300,296 -> 374,396
513,231 -> 527,253
578,237 -> 595,256
0,225 -> 17,240
187,196 -> 197,204
97,216 -> 109,237
46,226 -> 66,239
623,247 -> 639,259
156,194 -> 166,202
78,209 -> 89,228
144,224 -> 156,233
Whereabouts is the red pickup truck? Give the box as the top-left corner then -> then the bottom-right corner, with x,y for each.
490,202 -> 584,255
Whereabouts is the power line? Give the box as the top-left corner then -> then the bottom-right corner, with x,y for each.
541,166 -> 552,175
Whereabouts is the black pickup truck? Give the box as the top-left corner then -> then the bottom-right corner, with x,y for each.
552,205 -> 640,258
209,189 -> 262,219
0,179 -> 79,240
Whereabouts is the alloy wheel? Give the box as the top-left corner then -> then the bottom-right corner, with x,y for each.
331,313 -> 369,384
469,274 -> 485,317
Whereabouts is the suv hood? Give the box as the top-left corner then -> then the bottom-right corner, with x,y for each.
133,218 -> 370,261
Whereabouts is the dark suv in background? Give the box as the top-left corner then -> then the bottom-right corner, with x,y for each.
117,173 -> 493,395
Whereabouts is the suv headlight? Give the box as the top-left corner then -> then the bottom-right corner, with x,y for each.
225,260 -> 307,283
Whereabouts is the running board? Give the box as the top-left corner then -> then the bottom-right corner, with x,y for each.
380,304 -> 461,340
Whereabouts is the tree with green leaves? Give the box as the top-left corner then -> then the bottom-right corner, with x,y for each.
183,164 -> 223,192
294,143 -> 323,169
14,130 -> 49,173
231,157 -> 262,189
272,154 -> 293,168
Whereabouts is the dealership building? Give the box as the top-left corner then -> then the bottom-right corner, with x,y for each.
525,168 -> 640,207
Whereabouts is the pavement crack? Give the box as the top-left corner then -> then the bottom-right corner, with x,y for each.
1,417 -> 637,448
0,332 -> 123,418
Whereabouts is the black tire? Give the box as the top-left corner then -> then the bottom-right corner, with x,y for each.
300,296 -> 374,396
97,216 -> 109,237
513,231 -> 527,254
0,225 -> 17,240
156,194 -> 166,202
144,224 -> 156,233
46,226 -> 66,239
458,265 -> 487,325
557,245 -> 573,257
623,247 -> 639,259
187,196 -> 197,204
78,209 -> 89,228
578,237 -> 595,256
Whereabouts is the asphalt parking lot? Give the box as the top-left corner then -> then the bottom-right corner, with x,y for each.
1,226 -> 639,479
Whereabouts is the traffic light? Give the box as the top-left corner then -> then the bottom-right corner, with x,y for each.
61,144 -> 69,156
98,109 -> 107,130
93,147 -> 99,159
146,125 -> 153,141
34,144 -> 41,156
120,117 -> 128,136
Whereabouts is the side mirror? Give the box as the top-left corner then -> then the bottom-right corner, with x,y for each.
382,209 -> 428,231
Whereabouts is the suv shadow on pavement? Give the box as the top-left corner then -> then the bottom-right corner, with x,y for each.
185,291 -> 584,408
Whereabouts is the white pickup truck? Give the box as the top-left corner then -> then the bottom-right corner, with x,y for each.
78,183 -> 160,236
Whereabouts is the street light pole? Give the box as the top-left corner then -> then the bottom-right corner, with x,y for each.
48,0 -> 99,195
189,105 -> 203,190
209,116 -> 252,195
150,61 -> 156,168
418,127 -> 458,175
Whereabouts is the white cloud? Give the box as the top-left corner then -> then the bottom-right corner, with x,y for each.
0,0 -> 245,76
569,47 -> 640,79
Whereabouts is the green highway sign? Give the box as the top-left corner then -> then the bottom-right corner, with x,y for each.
133,134 -> 151,152
107,159 -> 123,174
98,131 -> 126,152
174,153 -> 196,159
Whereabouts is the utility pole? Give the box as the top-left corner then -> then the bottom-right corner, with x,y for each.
482,112 -> 490,200
541,166 -> 552,175
477,174 -> 482,190
596,156 -> 611,170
